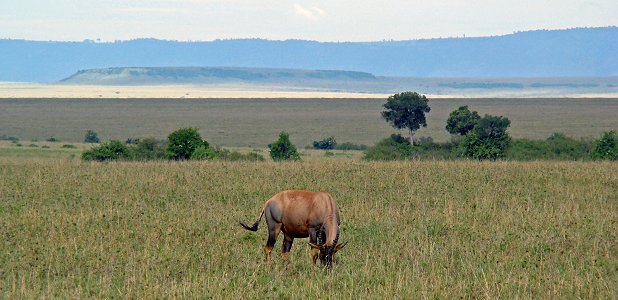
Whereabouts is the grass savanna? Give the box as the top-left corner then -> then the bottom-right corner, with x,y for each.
1,98 -> 617,147
1,159 -> 616,298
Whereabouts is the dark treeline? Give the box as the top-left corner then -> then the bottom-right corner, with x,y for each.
362,132 -> 616,161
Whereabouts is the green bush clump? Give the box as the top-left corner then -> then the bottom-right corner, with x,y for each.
545,133 -> 592,159
460,115 -> 511,160
84,130 -> 100,143
312,137 -> 337,150
46,137 -> 59,142
591,130 -> 617,160
414,137 -> 460,159
61,144 -> 77,149
128,138 -> 167,160
363,134 -> 413,160
82,140 -> 130,161
505,139 -> 551,160
506,134 -> 592,160
166,128 -> 209,160
1,135 -> 20,143
191,146 -> 218,160
269,132 -> 300,161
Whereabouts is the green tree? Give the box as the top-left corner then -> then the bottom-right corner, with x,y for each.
591,130 -> 617,160
446,106 -> 481,136
269,132 -> 300,161
461,115 -> 511,160
166,128 -> 208,160
381,92 -> 431,143
84,130 -> 100,143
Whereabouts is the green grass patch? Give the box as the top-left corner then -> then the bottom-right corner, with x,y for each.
0,159 -> 615,298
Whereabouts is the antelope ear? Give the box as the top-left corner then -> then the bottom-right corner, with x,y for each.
334,241 -> 348,253
307,242 -> 321,249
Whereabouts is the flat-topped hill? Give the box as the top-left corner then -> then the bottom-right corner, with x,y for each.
60,67 -> 377,85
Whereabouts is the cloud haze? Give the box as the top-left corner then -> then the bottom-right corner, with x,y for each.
1,0 -> 616,41
294,4 -> 326,21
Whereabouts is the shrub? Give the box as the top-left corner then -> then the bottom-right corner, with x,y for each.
166,128 -> 208,160
269,132 -> 300,161
460,115 -> 511,160
545,133 -> 591,159
591,130 -> 617,160
128,138 -> 167,160
414,137 -> 460,159
505,139 -> 551,160
363,134 -> 413,160
84,130 -> 100,143
506,134 -> 591,161
191,146 -> 218,160
4,136 -> 19,143
46,137 -> 59,142
312,137 -> 337,150
61,144 -> 77,149
82,140 -> 129,161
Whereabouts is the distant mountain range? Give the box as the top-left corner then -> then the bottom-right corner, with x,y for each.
1,27 -> 616,82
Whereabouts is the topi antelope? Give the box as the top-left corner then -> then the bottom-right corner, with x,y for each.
240,190 -> 347,269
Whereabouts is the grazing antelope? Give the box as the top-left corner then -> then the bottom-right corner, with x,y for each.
240,190 -> 347,269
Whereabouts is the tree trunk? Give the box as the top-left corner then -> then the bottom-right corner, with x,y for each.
408,129 -> 415,145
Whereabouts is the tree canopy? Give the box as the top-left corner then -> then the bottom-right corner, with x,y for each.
381,92 -> 431,143
461,115 -> 511,160
166,127 -> 208,160
446,106 -> 481,136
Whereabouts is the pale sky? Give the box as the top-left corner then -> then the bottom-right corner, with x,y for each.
1,0 -> 617,42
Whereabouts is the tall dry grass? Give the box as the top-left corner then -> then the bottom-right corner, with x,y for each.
0,159 -> 616,298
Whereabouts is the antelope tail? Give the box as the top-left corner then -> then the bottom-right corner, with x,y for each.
240,209 -> 265,232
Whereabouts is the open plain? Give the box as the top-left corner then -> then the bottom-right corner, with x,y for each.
0,159 -> 616,298
1,91 -> 616,298
1,97 -> 617,147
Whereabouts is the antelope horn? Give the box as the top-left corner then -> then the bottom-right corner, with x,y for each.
334,229 -> 340,246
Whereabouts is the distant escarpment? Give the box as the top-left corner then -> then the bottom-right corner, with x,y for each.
60,67 -> 377,85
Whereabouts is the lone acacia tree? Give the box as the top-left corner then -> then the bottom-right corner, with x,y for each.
381,92 -> 431,143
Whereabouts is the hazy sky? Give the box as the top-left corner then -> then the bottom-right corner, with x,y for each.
2,0 -> 617,42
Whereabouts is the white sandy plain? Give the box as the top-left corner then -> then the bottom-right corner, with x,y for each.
1,82 -> 617,99
0,82 -> 394,99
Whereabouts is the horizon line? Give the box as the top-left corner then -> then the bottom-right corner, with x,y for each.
1,26 -> 615,44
